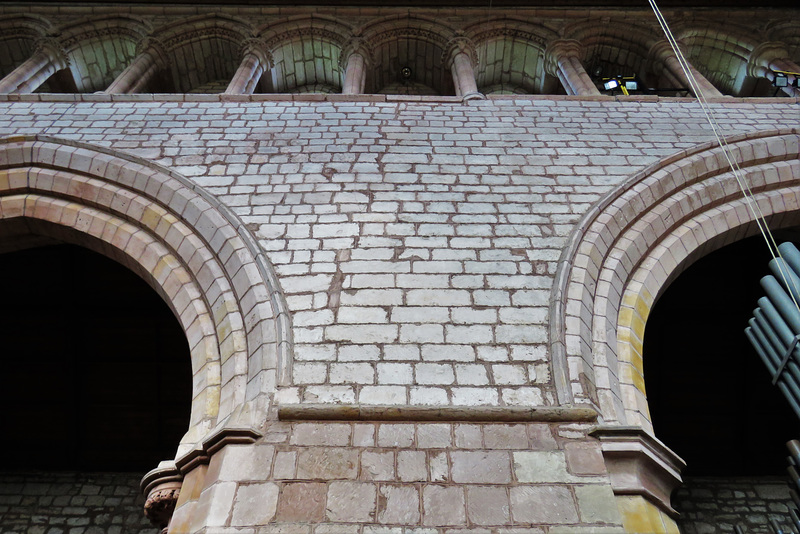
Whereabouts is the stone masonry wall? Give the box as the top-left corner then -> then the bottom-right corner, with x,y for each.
674,477 -> 795,534
0,472 -> 155,534
170,421 -> 622,533
0,95 -> 797,410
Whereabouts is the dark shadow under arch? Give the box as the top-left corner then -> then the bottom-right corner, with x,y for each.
0,242 -> 192,472
644,232 -> 799,477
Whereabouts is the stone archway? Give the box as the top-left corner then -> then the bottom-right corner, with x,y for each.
551,128 -> 800,531
0,135 -> 291,527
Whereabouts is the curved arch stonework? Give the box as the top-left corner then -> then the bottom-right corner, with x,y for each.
552,129 -> 800,432
0,135 -> 290,458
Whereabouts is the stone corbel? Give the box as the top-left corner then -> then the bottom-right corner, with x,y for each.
590,425 -> 686,517
142,464 -> 183,534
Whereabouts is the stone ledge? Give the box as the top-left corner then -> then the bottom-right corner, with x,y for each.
277,403 -> 599,422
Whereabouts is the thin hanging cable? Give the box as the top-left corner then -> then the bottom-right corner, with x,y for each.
647,0 -> 800,314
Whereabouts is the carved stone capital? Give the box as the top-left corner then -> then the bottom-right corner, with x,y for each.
241,38 -> 273,68
544,39 -> 584,77
340,38 -> 372,70
35,37 -> 69,68
141,464 -> 183,530
647,39 -> 685,64
747,41 -> 790,77
590,426 -> 686,517
443,35 -> 478,69
136,37 -> 170,68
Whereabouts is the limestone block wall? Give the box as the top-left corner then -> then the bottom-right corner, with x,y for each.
0,93 -> 798,533
170,421 -> 622,533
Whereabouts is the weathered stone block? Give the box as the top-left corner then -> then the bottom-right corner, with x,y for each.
361,451 -> 395,481
467,486 -> 510,525
398,450 -> 428,482
276,482 -> 327,522
230,483 -> 279,526
451,451 -> 511,484
326,481 -> 376,522
297,448 -> 358,480
422,486 -> 466,526
510,486 -> 579,524
378,485 -> 420,524
574,484 -> 622,524
291,423 -> 352,446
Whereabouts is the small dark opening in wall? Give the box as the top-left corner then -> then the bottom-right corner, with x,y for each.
645,232 -> 800,477
0,243 -> 192,472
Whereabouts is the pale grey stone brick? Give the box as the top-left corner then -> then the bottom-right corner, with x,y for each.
477,346 -> 509,361
492,365 -> 527,385
421,345 -> 475,362
467,486 -> 511,525
359,386 -> 406,404
352,424 -> 375,448
273,452 -> 297,479
409,386 -> 449,405
451,451 -> 511,484
338,345 -> 381,361
451,387 -> 498,405
501,388 -> 543,406
445,325 -> 493,343
231,483 -> 279,526
392,307 -> 449,323
422,486 -> 465,526
407,289 -> 470,306
384,344 -> 421,361
291,423 -> 352,447
338,307 -> 389,324
330,363 -> 374,384
378,486 -> 420,524
340,289 -> 403,306
295,344 -> 337,361
451,308 -> 497,324
361,451 -> 395,481
326,482 -> 376,522
400,324 -> 445,343
509,345 -> 547,361
510,486 -> 578,524
415,363 -> 455,385
455,364 -> 490,385
303,386 -> 356,404
416,424 -> 452,449
378,424 -> 415,448
294,363 -> 328,384
377,363 -> 414,384
325,325 -> 398,343
397,450 -> 427,482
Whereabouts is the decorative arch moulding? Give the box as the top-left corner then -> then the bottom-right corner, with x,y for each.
0,135 -> 292,460
550,127 -> 800,429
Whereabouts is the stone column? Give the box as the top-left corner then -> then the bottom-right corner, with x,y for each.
105,38 -> 169,94
748,42 -> 800,97
544,40 -> 600,97
341,40 -> 370,95
225,39 -> 272,95
649,40 -> 723,97
0,38 -> 69,94
444,37 -> 484,100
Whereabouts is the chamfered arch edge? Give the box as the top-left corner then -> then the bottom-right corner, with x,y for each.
0,134 -> 292,463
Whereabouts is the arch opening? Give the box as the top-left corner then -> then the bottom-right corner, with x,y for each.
644,232 -> 798,532
0,238 -> 191,532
